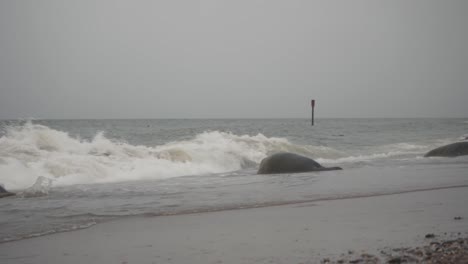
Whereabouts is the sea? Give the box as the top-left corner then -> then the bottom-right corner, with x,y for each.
0,118 -> 467,243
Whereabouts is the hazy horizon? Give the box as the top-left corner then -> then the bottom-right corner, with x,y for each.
10,114 -> 467,121
1,0 -> 467,119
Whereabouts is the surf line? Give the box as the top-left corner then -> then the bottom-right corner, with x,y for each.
4,185 -> 466,243
139,184 -> 468,218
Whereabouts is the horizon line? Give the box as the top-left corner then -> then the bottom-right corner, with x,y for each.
1,117 -> 467,121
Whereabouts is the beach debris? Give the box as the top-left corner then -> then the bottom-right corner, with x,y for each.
454,216 -> 463,220
425,233 -> 436,239
343,254 -> 380,264
387,257 -> 402,264
387,254 -> 419,263
324,236 -> 468,264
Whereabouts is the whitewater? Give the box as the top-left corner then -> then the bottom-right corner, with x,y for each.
0,121 -> 344,190
0,118 -> 467,242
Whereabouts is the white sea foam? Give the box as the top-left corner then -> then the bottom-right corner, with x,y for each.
317,142 -> 429,164
460,134 -> 468,141
0,122 -> 440,190
0,122 -> 343,190
18,176 -> 53,198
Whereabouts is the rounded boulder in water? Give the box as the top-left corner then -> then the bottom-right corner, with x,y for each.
0,185 -> 15,198
257,152 -> 342,174
424,142 -> 468,158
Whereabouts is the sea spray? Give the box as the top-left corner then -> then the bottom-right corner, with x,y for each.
18,176 -> 53,198
0,122 -> 343,190
0,121 -> 451,191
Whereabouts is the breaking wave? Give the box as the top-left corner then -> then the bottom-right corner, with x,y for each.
0,122 -> 440,191
317,142 -> 429,164
0,122 -> 344,190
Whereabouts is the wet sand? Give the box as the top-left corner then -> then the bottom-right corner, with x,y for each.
1,187 -> 467,264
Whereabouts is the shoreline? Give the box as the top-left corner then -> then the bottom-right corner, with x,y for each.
2,184 -> 467,245
1,187 -> 467,264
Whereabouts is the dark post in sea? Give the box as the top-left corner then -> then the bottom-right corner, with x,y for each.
311,99 -> 315,126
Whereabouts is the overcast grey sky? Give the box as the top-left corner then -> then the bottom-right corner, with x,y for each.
0,0 -> 467,119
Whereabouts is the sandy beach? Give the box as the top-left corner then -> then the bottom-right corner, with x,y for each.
1,186 -> 467,264
1,0 -> 468,262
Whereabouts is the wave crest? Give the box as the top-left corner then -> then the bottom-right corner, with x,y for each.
0,122 -> 339,190
0,122 -> 440,190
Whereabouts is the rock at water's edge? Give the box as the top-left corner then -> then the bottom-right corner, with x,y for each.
424,142 -> 468,157
257,152 -> 342,174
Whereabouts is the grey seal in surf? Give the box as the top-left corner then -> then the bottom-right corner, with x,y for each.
0,185 -> 15,198
257,152 -> 342,174
424,142 -> 468,158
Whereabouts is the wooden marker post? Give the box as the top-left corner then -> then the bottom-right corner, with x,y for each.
311,99 -> 315,126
